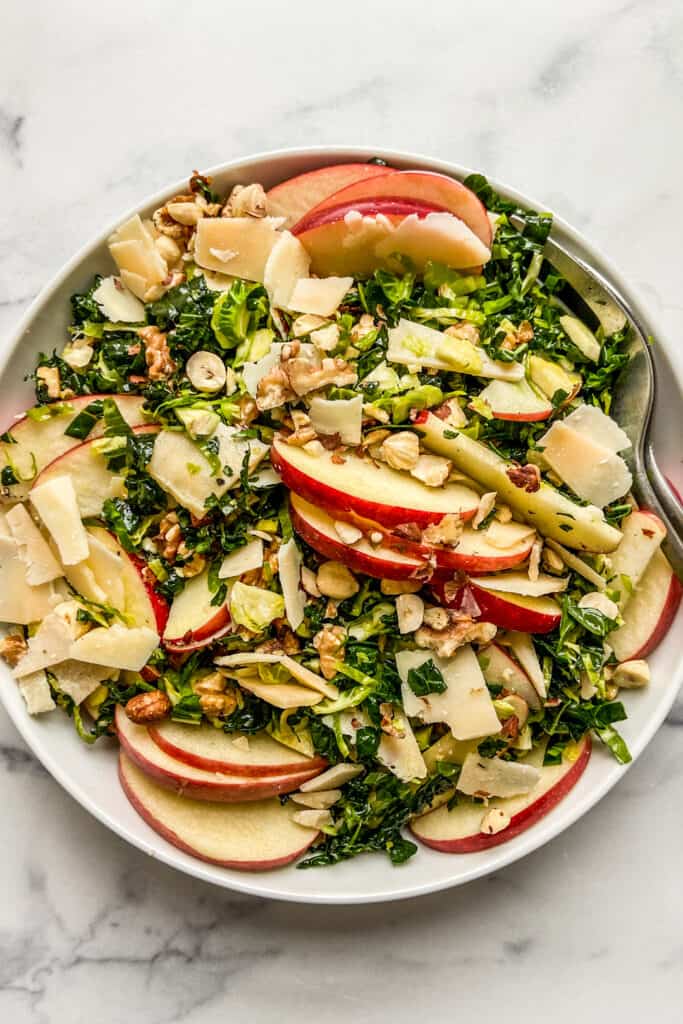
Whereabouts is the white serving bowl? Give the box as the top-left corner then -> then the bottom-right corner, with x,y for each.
2,147 -> 681,904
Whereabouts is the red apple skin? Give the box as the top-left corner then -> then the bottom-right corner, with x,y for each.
627,572 -> 682,659
162,606 -> 232,652
296,169 -> 492,247
433,580 -> 561,634
125,549 -> 170,634
0,393 -> 146,436
115,707 -> 321,801
118,754 -> 318,870
470,404 -> 552,423
162,621 -> 232,654
271,443 -> 476,529
148,724 -> 328,778
290,497 -> 426,580
411,736 -> 592,853
266,162 -> 393,226
292,196 -> 446,236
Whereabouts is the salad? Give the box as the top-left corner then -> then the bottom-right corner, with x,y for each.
1,162 -> 679,872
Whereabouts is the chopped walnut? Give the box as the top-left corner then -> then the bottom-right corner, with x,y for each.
155,512 -> 182,561
506,463 -> 541,493
445,321 -> 480,344
473,491 -> 497,529
139,326 -> 176,381
379,431 -> 420,471
125,690 -> 171,724
285,410 -> 318,447
422,514 -> 463,548
313,624 -> 346,680
178,553 -> 206,578
415,609 -> 497,657
528,538 -> 543,581
223,183 -> 267,218
350,314 -> 377,344
256,365 -> 295,411
153,200 -> 194,240
0,633 -> 28,667
36,366 -> 62,400
285,356 -> 357,397
501,320 -> 534,351
379,702 -> 406,738
432,398 -> 467,428
236,395 -> 259,426
410,454 -> 451,488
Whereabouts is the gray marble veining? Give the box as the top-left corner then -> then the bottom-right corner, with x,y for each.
1,0 -> 683,1020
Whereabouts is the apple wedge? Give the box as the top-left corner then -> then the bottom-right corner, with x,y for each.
609,549 -> 682,661
0,395 -> 146,501
293,199 -> 491,277
414,411 -> 622,552
289,494 -> 426,580
434,578 -> 562,634
607,509 -> 666,607
148,720 -> 327,777
272,437 -> 479,529
473,377 -> 553,422
119,753 -> 318,869
479,642 -> 542,710
115,706 -> 322,800
31,424 -> 158,517
266,162 -> 394,227
410,735 -> 591,853
162,568 -> 231,651
298,169 -> 492,247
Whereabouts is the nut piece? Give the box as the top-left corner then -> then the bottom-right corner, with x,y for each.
313,624 -> 346,679
301,565 -> 321,597
410,454 -> 451,488
380,431 -> 420,471
36,366 -> 62,399
422,514 -> 463,548
396,593 -> 425,634
480,807 -> 511,835
155,511 -> 182,561
542,546 -> 565,574
578,591 -> 619,620
333,520 -> 363,545
186,351 -> 227,393
125,690 -> 171,725
612,659 -> 650,689
139,326 -> 176,381
0,632 -> 28,667
224,183 -> 267,218
316,561 -> 359,600
527,538 -> 543,582
473,491 -> 497,529
380,578 -> 422,595
506,463 -> 541,493
199,692 -> 239,717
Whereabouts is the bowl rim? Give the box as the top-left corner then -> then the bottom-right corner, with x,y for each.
2,144 -> 682,904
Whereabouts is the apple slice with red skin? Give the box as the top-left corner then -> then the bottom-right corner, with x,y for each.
0,394 -> 147,500
115,706 -> 322,800
119,753 -> 318,870
266,162 -> 394,227
293,198 -> 490,277
609,548 -> 682,661
410,735 -> 591,853
297,169 -> 492,247
473,378 -> 553,422
479,642 -> 542,710
31,424 -> 159,517
272,436 -> 479,529
148,719 -> 327,778
290,494 -> 427,580
434,578 -> 561,634
162,568 -> 231,651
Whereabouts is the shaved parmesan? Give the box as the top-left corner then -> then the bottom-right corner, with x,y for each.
250,466 -> 282,488
69,624 -> 158,672
18,671 -> 56,715
5,504 -> 63,585
92,276 -> 145,323
562,404 -> 631,452
299,763 -> 364,792
236,673 -> 323,709
482,520 -> 536,551
51,659 -> 113,704
14,608 -> 82,678
377,713 -> 427,782
309,395 -> 363,446
396,646 -> 501,741
194,217 -> 281,281
264,231 -> 310,308
108,216 -> 167,300
457,751 -> 540,798
218,539 -> 264,579
538,420 -> 632,507
30,476 -> 88,566
288,276 -> 354,317
242,343 -> 283,397
277,537 -> 306,631
473,571 -> 568,596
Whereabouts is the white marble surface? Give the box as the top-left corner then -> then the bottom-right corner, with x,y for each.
2,0 -> 683,1019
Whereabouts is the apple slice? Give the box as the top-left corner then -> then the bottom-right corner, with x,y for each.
162,568 -> 231,650
0,395 -> 146,501
115,706 -> 322,800
479,642 -> 542,709
410,735 -> 591,853
299,169 -> 492,247
609,549 -> 682,661
434,578 -> 561,634
293,199 -> 491,277
473,377 -> 553,422
272,437 -> 479,529
607,509 -> 666,608
119,753 -> 318,869
266,162 -> 394,227
470,571 -> 568,597
31,424 -> 158,517
289,494 -> 426,580
414,411 -> 622,552
527,355 -> 581,404
148,720 -> 327,778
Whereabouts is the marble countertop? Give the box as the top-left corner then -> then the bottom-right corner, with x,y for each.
2,0 -> 682,1019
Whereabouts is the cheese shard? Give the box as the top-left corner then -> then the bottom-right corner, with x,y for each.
0,535 -> 57,624
50,659 -> 113,704
92,276 -> 146,323
5,504 -> 63,585
538,420 -> 632,507
18,671 -> 56,715
194,217 -> 281,280
218,539 -> 264,580
377,713 -> 427,782
457,752 -> 541,798
30,475 -> 89,565
69,624 -> 159,671
561,404 -> 631,453
242,343 -> 283,397
13,606 -> 84,678
108,215 -> 167,300
288,276 -> 354,317
309,395 -> 363,446
396,646 -> 501,741
277,537 -> 305,631
263,231 -> 310,308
